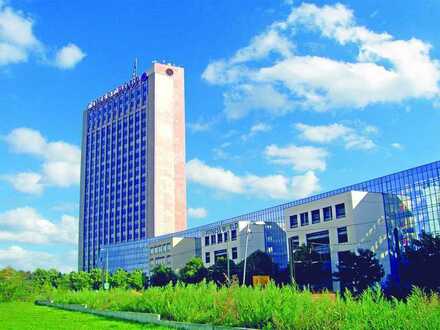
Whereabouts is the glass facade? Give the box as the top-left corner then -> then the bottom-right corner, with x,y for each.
81,73 -> 149,271
99,161 -> 440,276
99,240 -> 149,273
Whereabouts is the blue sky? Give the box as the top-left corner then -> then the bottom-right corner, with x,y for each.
0,0 -> 439,271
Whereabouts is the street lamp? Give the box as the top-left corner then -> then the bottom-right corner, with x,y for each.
100,246 -> 110,290
289,241 -> 329,285
226,226 -> 230,285
242,221 -> 265,286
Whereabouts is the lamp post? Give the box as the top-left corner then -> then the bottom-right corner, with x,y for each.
242,223 -> 251,286
101,246 -> 109,290
290,245 -> 297,285
242,221 -> 265,286
227,226 -> 230,285
290,241 -> 329,285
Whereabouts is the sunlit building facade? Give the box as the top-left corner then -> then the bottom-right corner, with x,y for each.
285,191 -> 390,291
79,63 -> 187,271
99,160 -> 440,276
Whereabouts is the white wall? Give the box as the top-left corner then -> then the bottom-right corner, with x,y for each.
201,221 -> 266,268
284,191 -> 389,291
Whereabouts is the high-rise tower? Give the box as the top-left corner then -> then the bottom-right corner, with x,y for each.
78,63 -> 187,271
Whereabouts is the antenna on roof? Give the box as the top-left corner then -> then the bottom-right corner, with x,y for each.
132,58 -> 138,79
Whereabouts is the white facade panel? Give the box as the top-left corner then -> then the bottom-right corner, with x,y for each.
284,191 -> 390,291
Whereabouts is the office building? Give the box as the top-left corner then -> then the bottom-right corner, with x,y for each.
99,160 -> 440,278
201,221 -> 284,268
149,236 -> 201,275
79,63 -> 187,271
285,191 -> 389,291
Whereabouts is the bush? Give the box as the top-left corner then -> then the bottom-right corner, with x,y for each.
44,282 -> 440,329
110,269 -> 129,289
179,258 -> 208,284
0,267 -> 34,302
149,265 -> 177,287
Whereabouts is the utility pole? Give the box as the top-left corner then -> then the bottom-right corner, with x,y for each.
242,223 -> 251,286
227,226 -> 230,285
104,247 -> 109,290
289,240 -> 295,285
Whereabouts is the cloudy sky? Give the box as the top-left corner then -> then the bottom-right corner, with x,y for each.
1,0 -> 439,271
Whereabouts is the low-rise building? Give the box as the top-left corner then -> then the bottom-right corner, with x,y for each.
285,190 -> 390,291
148,236 -> 200,275
201,221 -> 285,268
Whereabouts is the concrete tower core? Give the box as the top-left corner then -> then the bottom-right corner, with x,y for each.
78,62 -> 187,271
147,63 -> 187,237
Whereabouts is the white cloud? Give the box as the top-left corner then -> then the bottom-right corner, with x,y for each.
295,123 -> 350,143
186,158 -> 320,200
230,29 -> 293,64
2,128 -> 81,194
188,121 -> 212,133
0,245 -> 76,272
295,122 -> 376,150
391,142 -> 404,150
202,2 -> 440,117
0,2 -> 41,65
212,142 -> 234,160
224,83 -> 292,119
188,207 -> 208,219
212,147 -> 229,160
54,43 -> 86,69
187,159 -> 244,194
245,170 -> 319,200
265,144 -> 328,171
4,127 -> 46,154
2,172 -> 43,194
0,207 -> 78,245
0,2 -> 85,69
241,122 -> 272,140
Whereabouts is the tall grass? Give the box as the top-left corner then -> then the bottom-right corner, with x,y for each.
44,282 -> 440,329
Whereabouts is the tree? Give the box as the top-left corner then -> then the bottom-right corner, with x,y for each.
90,268 -> 103,290
238,250 -> 277,285
291,244 -> 326,290
68,271 -> 91,291
149,265 -> 177,287
32,268 -> 63,290
179,258 -> 208,284
386,232 -> 440,297
208,257 -> 238,286
333,249 -> 384,296
128,270 -> 145,290
31,269 -> 50,288
55,273 -> 70,290
110,268 -> 129,289
0,267 -> 33,302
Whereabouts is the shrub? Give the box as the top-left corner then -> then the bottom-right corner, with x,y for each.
44,282 -> 440,329
0,267 -> 34,302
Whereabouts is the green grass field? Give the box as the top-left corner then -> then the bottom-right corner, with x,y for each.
0,302 -> 170,330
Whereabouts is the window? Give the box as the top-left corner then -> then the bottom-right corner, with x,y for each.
312,209 -> 320,224
289,236 -> 299,253
323,206 -> 333,221
217,233 -> 223,243
338,251 -> 351,264
232,247 -> 238,260
224,232 -> 228,242
211,234 -> 216,245
289,215 -> 298,228
231,229 -> 237,241
300,212 -> 309,226
337,226 -> 348,243
335,203 -> 346,219
214,249 -> 227,262
205,252 -> 210,264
